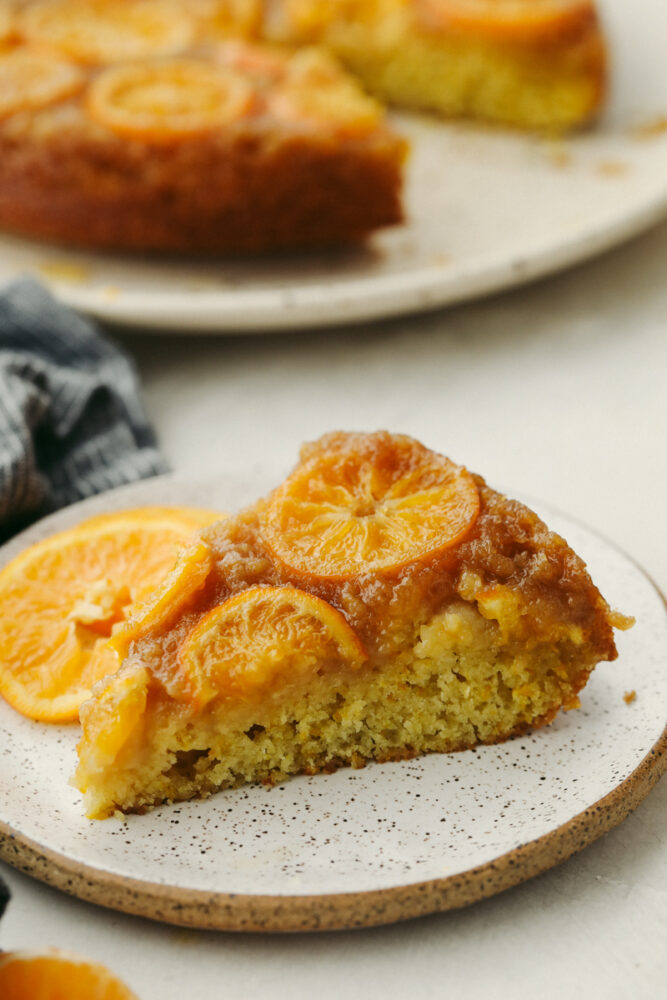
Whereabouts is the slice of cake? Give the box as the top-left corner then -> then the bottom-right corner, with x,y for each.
262,0 -> 607,130
74,432 -> 629,818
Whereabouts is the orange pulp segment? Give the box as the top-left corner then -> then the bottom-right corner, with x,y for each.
0,48 -> 84,120
87,59 -> 254,142
0,507 -> 221,723
178,585 -> 367,708
77,666 -> 150,778
192,0 -> 262,38
0,948 -> 139,1000
20,0 -> 196,65
261,431 -> 480,581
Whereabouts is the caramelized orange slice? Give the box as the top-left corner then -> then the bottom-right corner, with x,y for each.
418,0 -> 596,43
269,49 -> 382,136
0,48 -> 84,120
77,665 -> 150,778
262,432 -> 480,581
87,59 -> 254,142
109,539 -> 214,659
0,948 -> 138,1000
275,0 -> 344,38
0,507 -> 221,723
20,0 -> 196,65
178,585 -> 367,707
216,39 -> 289,83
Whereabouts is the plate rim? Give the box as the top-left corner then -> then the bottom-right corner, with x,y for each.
0,477 -> 665,932
0,722 -> 664,933
50,190 -> 667,332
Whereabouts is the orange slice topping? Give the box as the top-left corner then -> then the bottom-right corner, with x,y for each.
262,432 -> 480,581
178,585 -> 367,708
216,39 -> 289,84
268,48 -> 382,136
0,48 -> 84,120
109,538 -> 214,659
87,59 -> 254,142
417,0 -> 596,43
77,665 -> 150,779
20,0 -> 196,65
0,948 -> 138,1000
0,506 -> 221,723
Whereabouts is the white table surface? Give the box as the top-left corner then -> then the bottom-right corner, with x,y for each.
1,218 -> 666,999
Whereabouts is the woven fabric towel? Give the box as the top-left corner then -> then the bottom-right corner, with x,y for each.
0,278 -> 168,542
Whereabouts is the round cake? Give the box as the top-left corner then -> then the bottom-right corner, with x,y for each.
0,1 -> 606,253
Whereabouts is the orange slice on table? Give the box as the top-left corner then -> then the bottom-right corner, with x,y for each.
0,506 -> 221,723
0,949 -> 138,1000
178,585 -> 367,708
417,0 -> 596,43
0,48 -> 84,120
87,59 -> 254,142
262,432 -> 480,581
20,0 -> 196,65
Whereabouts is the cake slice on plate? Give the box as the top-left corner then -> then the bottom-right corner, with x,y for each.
74,432 -> 628,818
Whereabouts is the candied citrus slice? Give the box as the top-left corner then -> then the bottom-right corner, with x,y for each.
0,48 -> 84,120
262,432 -> 480,580
77,665 -> 150,777
20,0 -> 196,65
109,539 -> 214,659
0,506 -> 221,723
269,48 -> 382,136
178,585 -> 367,707
418,0 -> 595,43
0,948 -> 138,1000
87,59 -> 254,142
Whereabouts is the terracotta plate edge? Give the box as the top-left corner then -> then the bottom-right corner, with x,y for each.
0,723 -> 664,934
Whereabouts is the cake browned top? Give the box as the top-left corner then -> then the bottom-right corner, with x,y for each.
115,431 -> 619,704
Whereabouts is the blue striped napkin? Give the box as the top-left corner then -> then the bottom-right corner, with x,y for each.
0,279 -> 168,542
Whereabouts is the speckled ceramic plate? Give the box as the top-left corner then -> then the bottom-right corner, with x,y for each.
0,0 -> 667,332
0,473 -> 664,933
